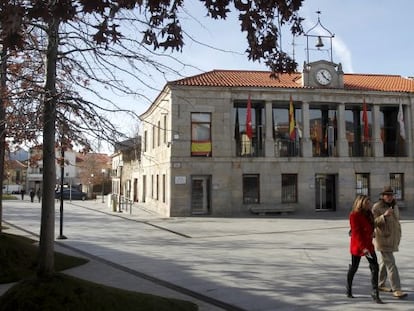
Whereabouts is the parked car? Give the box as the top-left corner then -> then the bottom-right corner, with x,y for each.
3,184 -> 22,195
55,188 -> 87,201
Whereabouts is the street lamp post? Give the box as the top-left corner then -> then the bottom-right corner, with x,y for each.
90,173 -> 94,200
6,172 -> 10,194
57,140 -> 67,240
101,168 -> 105,203
118,161 -> 123,212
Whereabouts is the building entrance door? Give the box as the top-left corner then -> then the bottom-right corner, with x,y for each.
315,174 -> 336,211
191,175 -> 211,215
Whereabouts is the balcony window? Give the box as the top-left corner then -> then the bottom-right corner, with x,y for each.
345,104 -> 372,157
191,113 -> 212,156
234,101 -> 264,157
310,105 -> 337,157
381,106 -> 406,157
273,103 -> 302,157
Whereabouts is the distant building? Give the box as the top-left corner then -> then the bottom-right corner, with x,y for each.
26,145 -> 78,193
111,137 -> 141,203
77,152 -> 112,196
24,145 -> 110,196
3,159 -> 26,193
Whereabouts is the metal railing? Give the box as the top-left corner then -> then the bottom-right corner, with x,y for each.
274,138 -> 301,157
111,194 -> 134,214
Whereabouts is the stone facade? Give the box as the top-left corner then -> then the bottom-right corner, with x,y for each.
138,69 -> 414,217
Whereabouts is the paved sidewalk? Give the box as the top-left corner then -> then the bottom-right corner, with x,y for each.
2,197 -> 414,310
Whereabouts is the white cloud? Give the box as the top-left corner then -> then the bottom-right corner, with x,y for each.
332,36 -> 353,73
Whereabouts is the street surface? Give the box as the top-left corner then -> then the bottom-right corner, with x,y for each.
2,197 -> 413,310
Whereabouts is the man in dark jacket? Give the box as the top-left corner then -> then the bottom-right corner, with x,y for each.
372,186 -> 407,299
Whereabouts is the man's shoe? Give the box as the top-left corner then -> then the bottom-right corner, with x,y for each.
379,286 -> 392,292
393,291 -> 408,298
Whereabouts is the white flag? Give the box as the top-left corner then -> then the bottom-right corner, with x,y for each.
398,103 -> 406,140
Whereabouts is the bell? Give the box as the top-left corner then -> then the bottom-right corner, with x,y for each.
315,36 -> 324,48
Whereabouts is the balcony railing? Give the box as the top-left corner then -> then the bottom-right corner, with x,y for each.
236,140 -> 265,157
234,138 -> 406,158
348,142 -> 373,157
274,138 -> 301,157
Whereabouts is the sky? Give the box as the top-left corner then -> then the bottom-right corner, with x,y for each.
99,0 -> 414,152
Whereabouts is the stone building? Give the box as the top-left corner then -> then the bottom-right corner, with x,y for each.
111,137 -> 141,206
138,60 -> 414,217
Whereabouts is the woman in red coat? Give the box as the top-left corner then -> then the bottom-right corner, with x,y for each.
347,194 -> 383,303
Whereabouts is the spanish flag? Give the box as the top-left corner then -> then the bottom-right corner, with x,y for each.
289,96 -> 295,140
398,103 -> 405,140
246,95 -> 253,139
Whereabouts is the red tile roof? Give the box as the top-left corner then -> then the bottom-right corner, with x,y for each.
169,70 -> 414,93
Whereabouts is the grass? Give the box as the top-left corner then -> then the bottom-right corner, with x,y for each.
0,232 -> 198,311
0,232 -> 88,283
1,195 -> 18,200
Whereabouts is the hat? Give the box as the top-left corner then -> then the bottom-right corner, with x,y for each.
381,186 -> 394,195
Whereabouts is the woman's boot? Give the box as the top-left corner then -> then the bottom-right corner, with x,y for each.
370,261 -> 384,304
371,290 -> 384,304
346,264 -> 355,298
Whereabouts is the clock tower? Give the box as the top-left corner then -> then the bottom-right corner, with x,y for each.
302,60 -> 344,88
301,11 -> 344,89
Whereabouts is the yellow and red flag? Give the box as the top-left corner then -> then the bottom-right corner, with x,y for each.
289,96 -> 295,140
246,95 -> 252,139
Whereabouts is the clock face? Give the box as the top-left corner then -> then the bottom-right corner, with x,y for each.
316,69 -> 332,85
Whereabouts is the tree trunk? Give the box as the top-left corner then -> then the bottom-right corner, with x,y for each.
0,47 -> 7,233
37,15 -> 60,278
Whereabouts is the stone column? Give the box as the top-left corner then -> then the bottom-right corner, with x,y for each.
406,101 -> 412,157
264,101 -> 274,157
337,103 -> 349,157
372,104 -> 383,157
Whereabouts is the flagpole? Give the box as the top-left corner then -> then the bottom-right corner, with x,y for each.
245,94 -> 253,156
362,98 -> 369,156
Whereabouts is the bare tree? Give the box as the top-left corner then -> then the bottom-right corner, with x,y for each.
0,46 -> 7,233
0,0 -> 304,277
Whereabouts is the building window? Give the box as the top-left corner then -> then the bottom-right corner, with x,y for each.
142,175 -> 146,203
282,174 -> 297,203
143,130 -> 147,152
162,174 -> 166,203
163,115 -> 167,144
234,100 -> 265,157
356,173 -> 369,196
310,105 -> 337,157
152,125 -> 155,149
157,121 -> 161,147
156,174 -> 159,200
390,173 -> 404,200
273,102 -> 302,157
243,174 -> 259,204
381,107 -> 406,157
191,113 -> 212,156
151,175 -> 154,198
